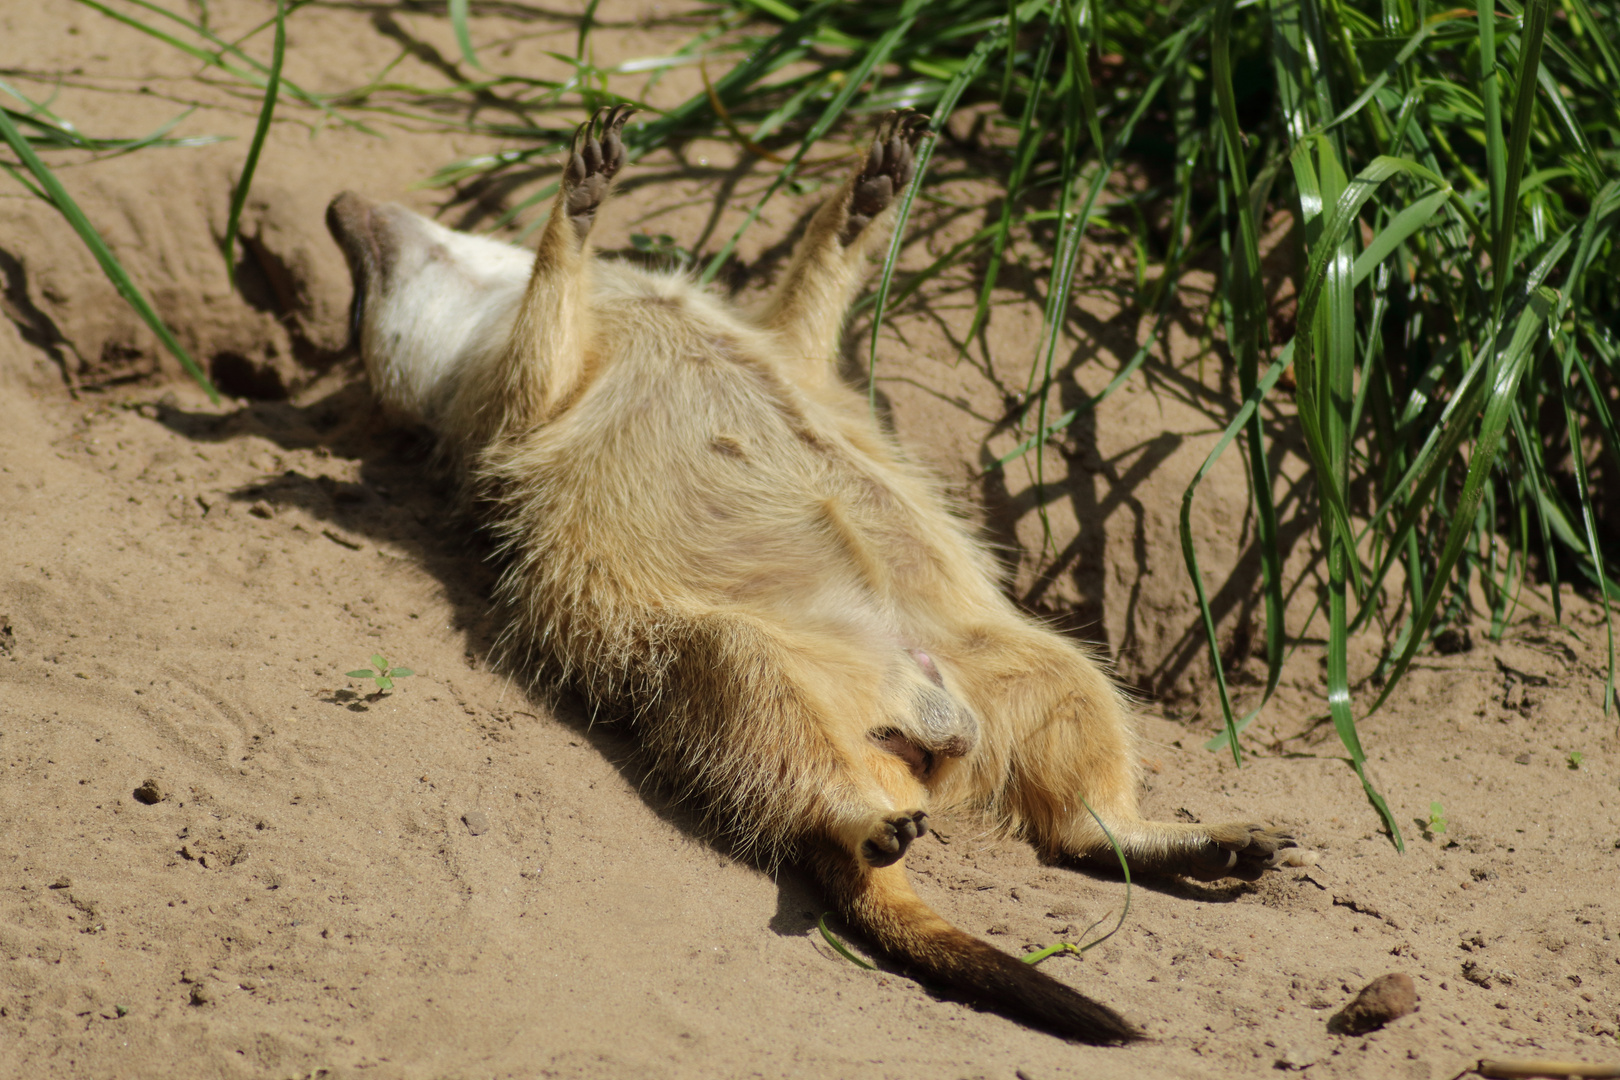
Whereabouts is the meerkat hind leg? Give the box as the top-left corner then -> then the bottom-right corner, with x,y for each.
1098,820 -> 1306,882
476,104 -> 636,438
933,625 -> 1308,882
646,613 -> 935,871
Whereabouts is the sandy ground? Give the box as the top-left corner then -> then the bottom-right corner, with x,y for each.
3,3 -> 1619,1078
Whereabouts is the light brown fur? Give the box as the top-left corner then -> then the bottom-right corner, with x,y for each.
326,108 -> 1307,1043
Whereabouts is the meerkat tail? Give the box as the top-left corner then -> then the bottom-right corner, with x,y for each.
812,853 -> 1144,1045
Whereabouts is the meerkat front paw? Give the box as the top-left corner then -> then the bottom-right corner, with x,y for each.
841,109 -> 931,244
860,810 -> 930,867
564,103 -> 635,241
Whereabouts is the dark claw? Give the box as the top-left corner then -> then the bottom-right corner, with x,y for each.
563,104 -> 638,241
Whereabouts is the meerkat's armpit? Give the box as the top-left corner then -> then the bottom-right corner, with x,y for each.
326,107 -> 1312,1045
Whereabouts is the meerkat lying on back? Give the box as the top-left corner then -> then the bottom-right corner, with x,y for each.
326,107 -> 1305,1044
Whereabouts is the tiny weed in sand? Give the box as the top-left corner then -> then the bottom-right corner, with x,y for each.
1023,799 -> 1132,966
347,654 -> 414,696
1428,802 -> 1448,835
816,914 -> 875,970
1568,751 -> 1585,770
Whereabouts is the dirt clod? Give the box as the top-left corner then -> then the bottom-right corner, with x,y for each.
1462,959 -> 1516,988
189,982 -> 213,1006
1434,627 -> 1473,655
1328,972 -> 1417,1034
461,811 -> 489,836
132,779 -> 167,804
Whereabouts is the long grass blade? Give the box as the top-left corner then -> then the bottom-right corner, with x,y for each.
1209,0 -> 1285,764
77,0 -> 366,131
866,2 -> 1040,408
699,0 -> 927,285
450,0 -> 484,70
222,0 -> 285,288
817,914 -> 876,970
1182,346 -> 1294,762
1477,0 -> 1506,242
1489,0 -> 1551,317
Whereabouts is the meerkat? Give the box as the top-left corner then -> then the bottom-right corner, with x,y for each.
326,106 -> 1306,1044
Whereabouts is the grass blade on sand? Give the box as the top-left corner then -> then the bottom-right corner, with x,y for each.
0,102 -> 219,402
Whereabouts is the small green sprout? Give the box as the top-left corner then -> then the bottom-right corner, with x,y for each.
347,654 -> 414,695
1022,941 -> 1082,964
1567,751 -> 1584,770
817,913 -> 875,970
1427,801 -> 1448,835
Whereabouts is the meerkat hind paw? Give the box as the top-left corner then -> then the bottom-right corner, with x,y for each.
860,810 -> 930,868
1181,823 -> 1308,882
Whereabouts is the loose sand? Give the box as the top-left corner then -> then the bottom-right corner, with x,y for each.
2,3 -> 1618,1078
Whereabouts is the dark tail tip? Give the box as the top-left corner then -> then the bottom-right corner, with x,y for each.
815,850 -> 1145,1045
954,936 -> 1144,1045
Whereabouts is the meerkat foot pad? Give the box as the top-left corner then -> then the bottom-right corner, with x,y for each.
861,810 -> 930,867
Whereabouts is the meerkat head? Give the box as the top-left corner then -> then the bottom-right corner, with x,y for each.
326,192 -> 530,428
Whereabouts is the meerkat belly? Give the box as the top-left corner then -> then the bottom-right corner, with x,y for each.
531,301 -> 933,611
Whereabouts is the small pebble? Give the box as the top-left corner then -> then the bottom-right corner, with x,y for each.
133,779 -> 166,805
462,811 -> 488,836
189,983 -> 213,1006
1329,972 -> 1417,1034
48,877 -> 71,890
1274,1044 -> 1317,1070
